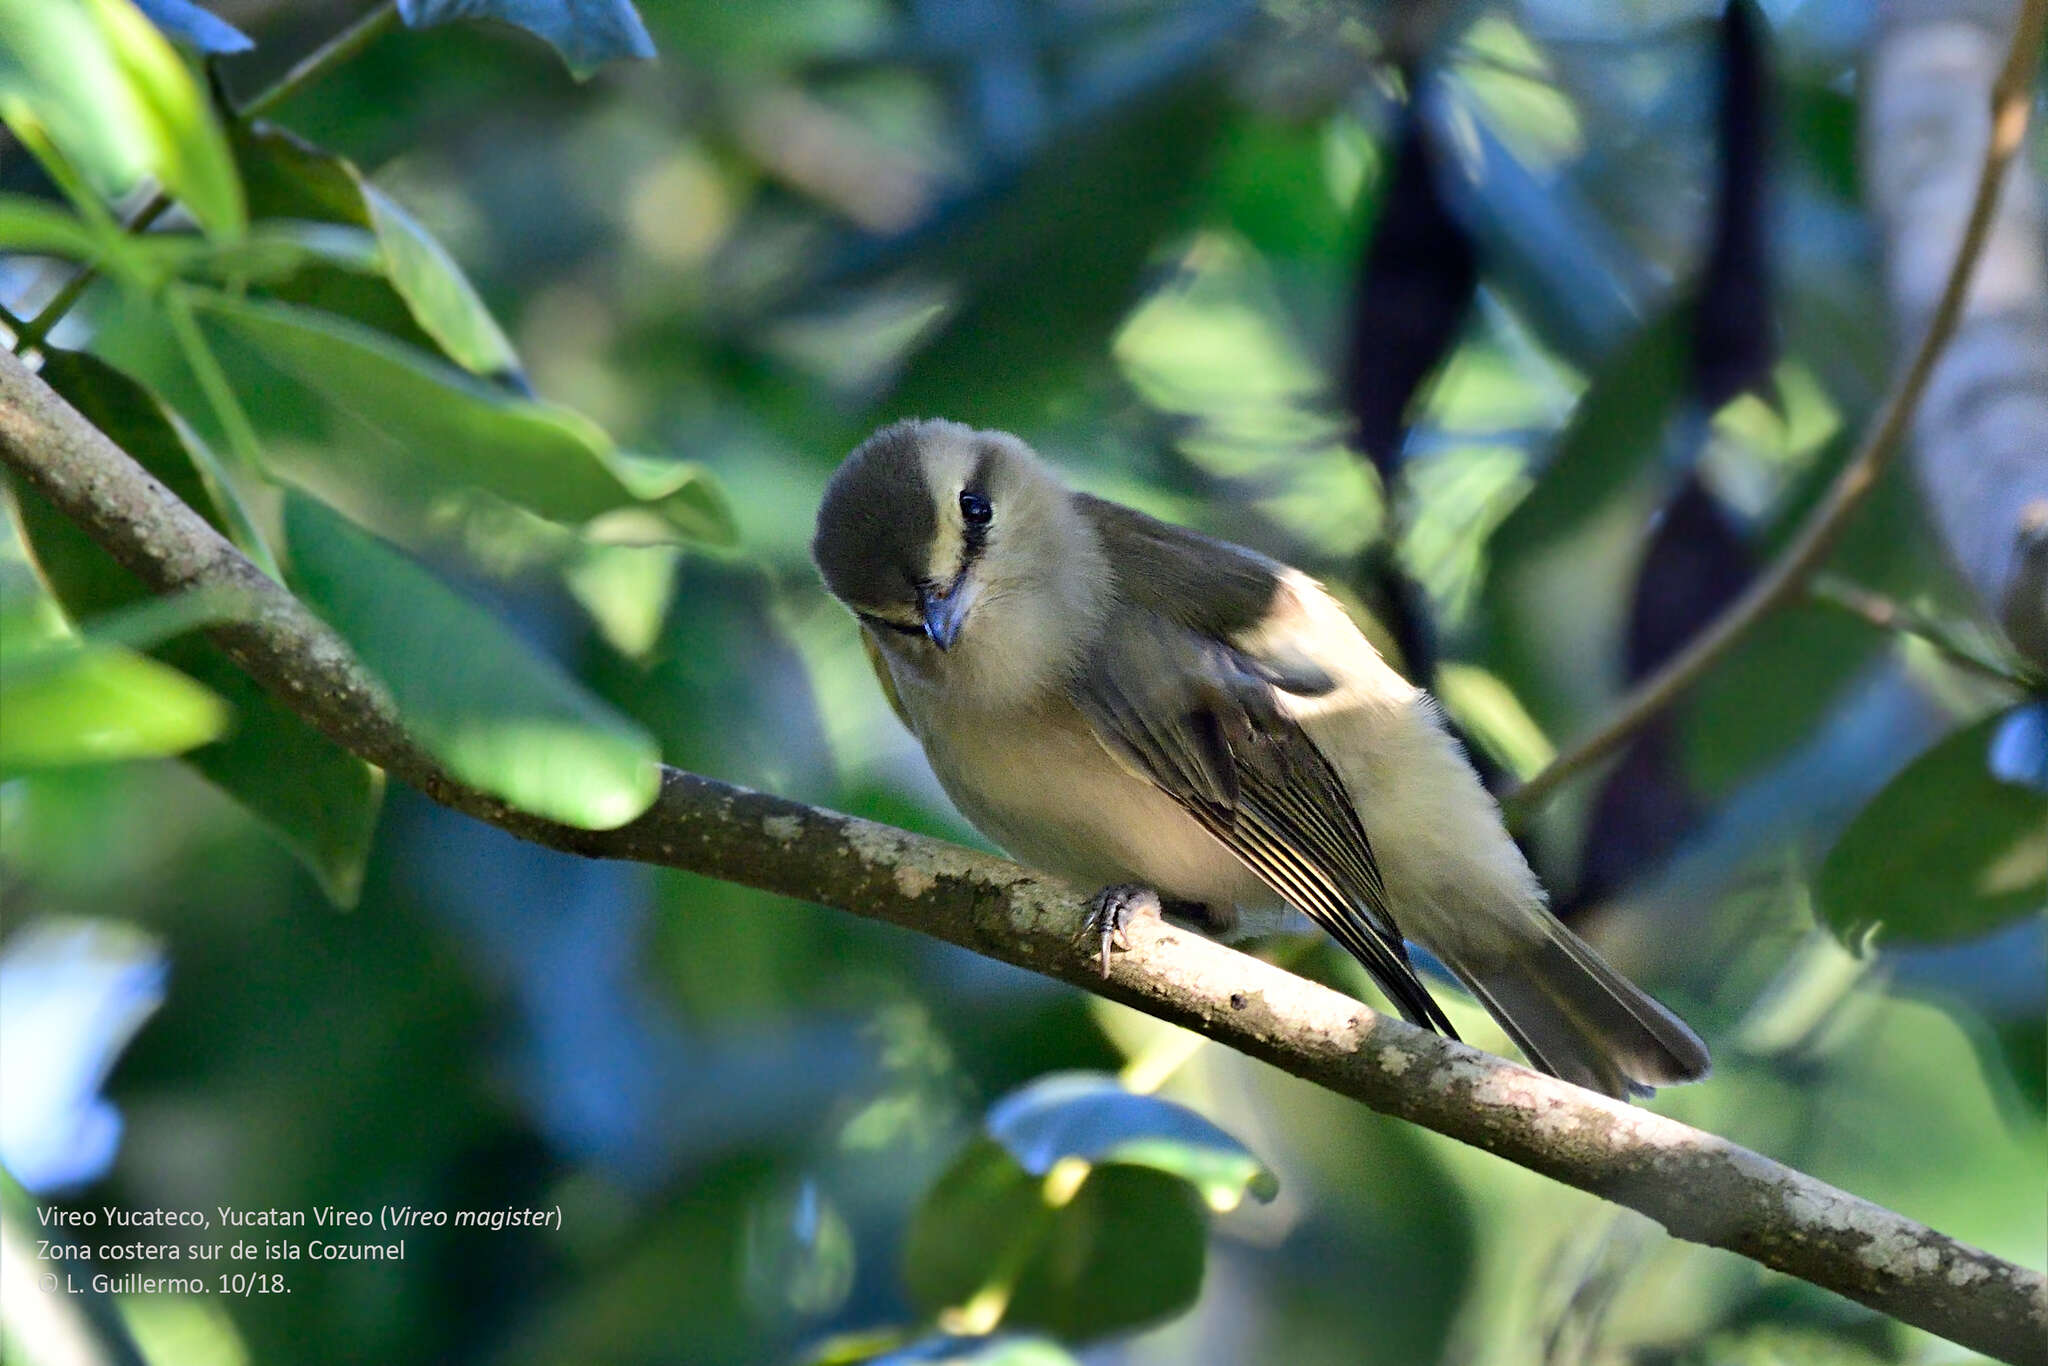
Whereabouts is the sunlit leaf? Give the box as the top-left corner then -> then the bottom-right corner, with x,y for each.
184,221 -> 384,285
0,0 -> 244,238
0,196 -> 372,293
133,0 -> 250,54
15,349 -> 385,906
817,1332 -> 1081,1366
1479,307 -> 1692,732
1489,306 -> 1689,570
194,291 -> 734,544
986,1072 -> 1277,1212
879,72 -> 1231,431
233,122 -> 522,380
0,193 -> 138,276
904,1139 -> 1207,1342
1204,113 -> 1355,263
395,0 -> 655,79
284,491 -> 662,830
0,639 -> 229,771
1817,707 -> 2047,946
1434,662 -> 1554,783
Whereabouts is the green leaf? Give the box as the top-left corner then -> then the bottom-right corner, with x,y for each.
193,291 -> 735,545
986,1072 -> 1278,1212
0,194 -> 370,291
0,0 -> 244,238
395,0 -> 655,80
16,348 -> 383,905
1817,707 -> 2047,946
2,1159 -> 155,1361
133,0 -> 250,54
1478,307 -> 1691,734
62,583 -> 253,651
1487,305 -> 1690,570
284,491 -> 662,830
185,220 -> 385,285
879,73 -> 1231,431
903,1139 -> 1207,1342
0,192 -> 138,274
233,122 -> 522,379
0,638 -> 229,770
1785,81 -> 1858,203
1683,449 -> 1937,795
1203,113 -> 1357,263
847,1334 -> 1081,1366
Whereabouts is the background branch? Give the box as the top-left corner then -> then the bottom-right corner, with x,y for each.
1866,0 -> 2048,669
1,347 -> 2042,1364
1503,0 -> 2045,818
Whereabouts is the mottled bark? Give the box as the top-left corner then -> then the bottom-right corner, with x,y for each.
2,347 -> 2043,1361
1866,0 -> 2048,664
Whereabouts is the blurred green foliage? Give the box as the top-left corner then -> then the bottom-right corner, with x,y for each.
0,0 -> 2042,1364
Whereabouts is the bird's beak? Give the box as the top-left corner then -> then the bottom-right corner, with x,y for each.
919,578 -> 977,651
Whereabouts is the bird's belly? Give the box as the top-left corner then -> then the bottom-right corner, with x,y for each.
914,701 -> 1259,907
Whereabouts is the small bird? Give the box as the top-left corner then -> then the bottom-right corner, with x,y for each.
812,418 -> 1709,1098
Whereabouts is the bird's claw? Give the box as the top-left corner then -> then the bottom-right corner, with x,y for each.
1080,884 -> 1162,977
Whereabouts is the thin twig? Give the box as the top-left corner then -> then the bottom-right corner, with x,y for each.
13,186 -> 172,359
9,1 -> 400,356
1805,572 -> 2045,691
1,344 -> 2043,1366
239,1 -> 400,121
1502,0 -> 2047,821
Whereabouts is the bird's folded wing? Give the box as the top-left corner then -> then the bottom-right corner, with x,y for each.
860,628 -> 914,729
1070,614 -> 1456,1036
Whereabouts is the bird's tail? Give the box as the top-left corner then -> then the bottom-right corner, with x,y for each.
1444,919 -> 1710,1100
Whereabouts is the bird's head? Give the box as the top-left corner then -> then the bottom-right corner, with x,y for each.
812,419 -> 1105,704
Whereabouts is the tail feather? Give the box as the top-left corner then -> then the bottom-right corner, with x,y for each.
1447,922 -> 1710,1100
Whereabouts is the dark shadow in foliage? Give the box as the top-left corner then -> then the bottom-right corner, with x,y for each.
1339,71 -> 1478,692
904,1140 -> 1207,1342
1342,73 -> 1478,485
1566,1 -> 1773,920
1567,478 -> 1750,914
1689,0 -> 1774,413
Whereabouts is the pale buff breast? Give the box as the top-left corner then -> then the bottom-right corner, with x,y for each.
900,684 -> 1268,910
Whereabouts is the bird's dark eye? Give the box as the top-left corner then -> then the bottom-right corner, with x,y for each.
959,490 -> 992,526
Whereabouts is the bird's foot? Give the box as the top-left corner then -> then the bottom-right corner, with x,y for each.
1080,884 -> 1163,977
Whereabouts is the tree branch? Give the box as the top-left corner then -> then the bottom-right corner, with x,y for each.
1503,0 -> 2046,818
1,348 -> 2043,1364
1805,571 -> 2044,690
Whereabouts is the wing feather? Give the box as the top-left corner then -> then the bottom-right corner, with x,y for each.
861,628 -> 913,730
1070,609 -> 1456,1037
